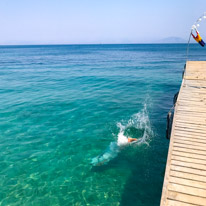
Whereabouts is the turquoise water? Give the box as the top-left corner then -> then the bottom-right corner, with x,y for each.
0,44 -> 205,206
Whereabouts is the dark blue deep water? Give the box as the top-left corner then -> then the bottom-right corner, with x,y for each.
0,44 -> 205,205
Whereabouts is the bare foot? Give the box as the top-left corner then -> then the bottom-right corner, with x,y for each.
128,138 -> 138,143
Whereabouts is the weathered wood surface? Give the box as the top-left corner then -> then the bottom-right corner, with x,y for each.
160,61 -> 206,206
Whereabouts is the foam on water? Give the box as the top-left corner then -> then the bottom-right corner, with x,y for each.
91,104 -> 153,166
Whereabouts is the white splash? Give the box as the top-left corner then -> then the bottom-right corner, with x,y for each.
117,123 -> 128,146
117,104 -> 152,146
91,104 -> 153,166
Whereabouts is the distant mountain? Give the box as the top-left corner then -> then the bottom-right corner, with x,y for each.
156,37 -> 186,43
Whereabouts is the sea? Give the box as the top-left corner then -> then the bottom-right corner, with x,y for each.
0,44 -> 205,206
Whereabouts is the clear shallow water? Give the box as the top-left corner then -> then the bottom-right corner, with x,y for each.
0,44 -> 205,206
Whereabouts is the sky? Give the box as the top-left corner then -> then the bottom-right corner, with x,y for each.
0,0 -> 206,45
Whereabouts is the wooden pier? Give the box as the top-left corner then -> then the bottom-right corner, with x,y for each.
160,61 -> 206,206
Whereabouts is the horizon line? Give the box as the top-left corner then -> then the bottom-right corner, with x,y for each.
0,42 -> 192,46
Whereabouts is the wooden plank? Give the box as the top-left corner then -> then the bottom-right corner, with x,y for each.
169,176 -> 206,189
176,121 -> 206,127
174,135 -> 206,144
175,126 -> 206,133
168,183 -> 206,198
170,170 -> 206,183
184,77 -> 206,80
177,108 -> 206,113
175,120 -> 206,125
175,123 -> 206,129
184,84 -> 206,87
176,112 -> 206,117
172,154 -> 206,166
177,102 -> 206,107
181,87 -> 206,90
178,98 -> 206,102
173,139 -> 206,147
180,97 -> 206,100
181,93 -> 206,96
181,91 -> 206,95
174,127 -> 206,136
177,104 -> 206,108
176,119 -> 206,126
176,111 -> 206,115
167,190 -> 206,206
175,125 -> 206,132
181,92 -> 206,95
175,130 -> 206,139
175,131 -> 206,138
178,98 -> 206,101
181,89 -> 206,92
180,91 -> 206,94
175,122 -> 206,129
186,67 -> 206,71
182,83 -> 206,86
173,143 -> 206,153
175,127 -> 206,135
177,105 -> 206,110
171,159 -> 206,171
177,109 -> 206,114
179,91 -> 206,95
174,130 -> 206,138
177,107 -> 206,111
177,104 -> 206,109
181,90 -> 206,93
178,100 -> 206,105
183,86 -> 206,89
183,85 -> 206,89
184,72 -> 206,75
172,150 -> 206,161
185,72 -> 206,76
171,165 -> 206,177
175,127 -> 206,134
174,134 -> 206,142
173,146 -> 206,156
167,199 -> 199,206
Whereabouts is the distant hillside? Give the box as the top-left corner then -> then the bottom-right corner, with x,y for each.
156,37 -> 186,43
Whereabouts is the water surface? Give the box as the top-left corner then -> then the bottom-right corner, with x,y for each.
0,44 -> 204,205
